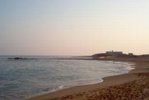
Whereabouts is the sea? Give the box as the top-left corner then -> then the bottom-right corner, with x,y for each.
0,56 -> 134,100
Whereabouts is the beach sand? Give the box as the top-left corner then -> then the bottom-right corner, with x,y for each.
28,60 -> 149,100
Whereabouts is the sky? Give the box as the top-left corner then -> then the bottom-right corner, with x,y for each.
0,0 -> 149,55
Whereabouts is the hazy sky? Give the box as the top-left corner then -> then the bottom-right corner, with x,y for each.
0,0 -> 149,55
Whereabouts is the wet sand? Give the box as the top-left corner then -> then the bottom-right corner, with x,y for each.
28,60 -> 149,100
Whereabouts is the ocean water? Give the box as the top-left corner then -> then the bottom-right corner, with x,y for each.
0,56 -> 134,100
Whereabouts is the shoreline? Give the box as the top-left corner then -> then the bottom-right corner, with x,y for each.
28,59 -> 149,100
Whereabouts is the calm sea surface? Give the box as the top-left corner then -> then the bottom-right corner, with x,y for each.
0,56 -> 134,100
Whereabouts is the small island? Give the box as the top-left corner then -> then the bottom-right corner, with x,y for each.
92,50 -> 149,62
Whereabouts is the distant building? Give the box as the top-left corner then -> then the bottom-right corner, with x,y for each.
106,51 -> 123,56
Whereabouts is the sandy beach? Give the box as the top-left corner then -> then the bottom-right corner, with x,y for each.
28,59 -> 149,100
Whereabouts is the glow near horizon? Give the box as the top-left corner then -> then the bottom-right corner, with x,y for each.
0,0 -> 149,55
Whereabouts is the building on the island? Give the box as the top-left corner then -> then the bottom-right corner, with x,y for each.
106,50 -> 123,56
